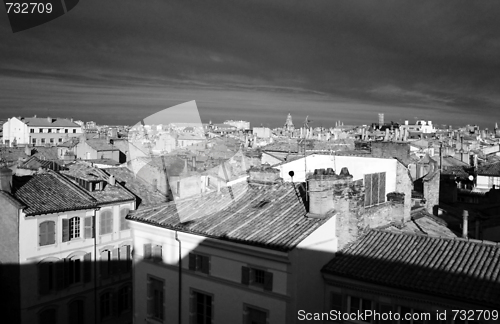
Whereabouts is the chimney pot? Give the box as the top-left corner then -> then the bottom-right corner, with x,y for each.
108,174 -> 116,186
462,210 -> 469,239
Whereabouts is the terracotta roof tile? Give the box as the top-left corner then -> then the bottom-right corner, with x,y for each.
127,182 -> 331,251
477,162 -> 500,176
322,230 -> 500,308
14,171 -> 97,216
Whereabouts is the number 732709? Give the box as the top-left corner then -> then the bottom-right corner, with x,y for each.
5,2 -> 53,14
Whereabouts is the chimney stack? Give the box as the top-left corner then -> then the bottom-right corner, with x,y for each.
0,166 -> 13,193
108,174 -> 116,186
462,210 -> 469,239
47,117 -> 51,123
248,165 -> 281,185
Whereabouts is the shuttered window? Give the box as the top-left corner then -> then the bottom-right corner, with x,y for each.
100,210 -> 113,235
244,305 -> 268,324
100,250 -> 111,279
188,253 -> 210,274
241,267 -> 273,291
119,245 -> 131,273
84,216 -> 94,239
144,243 -> 162,262
39,221 -> 55,246
100,292 -> 112,320
364,172 -> 386,207
191,291 -> 213,324
120,207 -> 130,231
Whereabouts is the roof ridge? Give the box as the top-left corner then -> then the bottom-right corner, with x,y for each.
51,170 -> 98,202
374,228 -> 500,248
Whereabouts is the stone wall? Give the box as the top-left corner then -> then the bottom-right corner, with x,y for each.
423,170 -> 440,214
371,141 -> 410,161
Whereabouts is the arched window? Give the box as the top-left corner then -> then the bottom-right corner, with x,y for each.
120,207 -> 130,231
39,221 -> 55,246
118,285 -> 132,314
100,292 -> 112,320
38,308 -> 57,324
68,300 -> 84,324
69,217 -> 80,239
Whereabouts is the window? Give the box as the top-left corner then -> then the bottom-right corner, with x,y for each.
67,257 -> 82,285
62,217 -> 80,242
100,249 -> 111,279
100,292 -> 112,320
364,172 -> 386,207
38,261 -> 55,295
68,300 -> 84,324
58,138 -> 63,143
65,129 -> 68,133
56,129 -> 60,133
189,253 -> 210,274
144,243 -> 162,262
330,292 -> 343,312
30,129 -> 35,133
39,308 -> 57,324
32,138 -> 37,145
192,291 -> 213,324
73,129 -> 77,133
48,129 -> 52,133
119,245 -> 132,273
84,216 -> 94,239
349,296 -> 373,323
244,305 -> 268,324
39,221 -> 55,246
120,207 -> 130,230
41,138 -> 46,144
39,128 -> 43,133
241,267 -> 273,291
100,210 -> 113,235
69,217 -> 80,239
148,277 -> 164,322
118,286 -> 132,314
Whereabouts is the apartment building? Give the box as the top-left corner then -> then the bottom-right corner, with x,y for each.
0,164 -> 136,324
126,158 -> 425,324
2,116 -> 83,147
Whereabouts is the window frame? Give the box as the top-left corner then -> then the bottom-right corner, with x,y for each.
147,276 -> 165,322
364,172 -> 387,207
100,210 -> 113,235
241,266 -> 273,291
188,253 -> 210,275
243,304 -> 269,324
119,207 -> 130,231
69,217 -> 80,240
39,220 -> 56,246
190,289 -> 214,324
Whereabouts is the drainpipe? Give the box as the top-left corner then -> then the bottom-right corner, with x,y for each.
93,208 -> 98,324
175,231 -> 182,324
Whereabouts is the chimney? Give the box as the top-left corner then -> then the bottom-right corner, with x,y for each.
462,210 -> 469,239
47,117 -> 51,123
25,145 -> 33,156
248,165 -> 281,184
108,174 -> 116,186
306,167 -> 349,217
0,166 -> 13,193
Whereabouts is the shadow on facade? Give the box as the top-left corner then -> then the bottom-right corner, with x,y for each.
0,259 -> 132,324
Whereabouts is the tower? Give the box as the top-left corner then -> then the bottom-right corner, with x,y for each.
284,113 -> 295,132
378,113 -> 384,127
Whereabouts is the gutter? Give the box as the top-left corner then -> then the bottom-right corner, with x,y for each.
175,231 -> 182,324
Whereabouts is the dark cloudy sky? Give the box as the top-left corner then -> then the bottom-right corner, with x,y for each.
1,0 -> 499,128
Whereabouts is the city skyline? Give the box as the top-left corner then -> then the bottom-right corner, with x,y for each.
1,1 -> 500,128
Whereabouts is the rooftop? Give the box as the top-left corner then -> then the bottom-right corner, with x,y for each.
13,171 -> 97,216
477,161 -> 500,176
322,230 -> 500,308
22,117 -> 81,128
127,181 -> 332,252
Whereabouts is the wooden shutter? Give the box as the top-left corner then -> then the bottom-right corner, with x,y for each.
147,280 -> 153,316
84,216 -> 94,239
201,255 -> 210,274
38,263 -> 50,295
62,219 -> 69,242
83,253 -> 92,283
47,221 -> 55,244
364,174 -> 372,206
241,266 -> 250,285
153,245 -> 162,262
39,222 -> 47,246
378,172 -> 386,204
370,173 -> 378,206
263,271 -> 273,291
144,244 -> 152,260
188,253 -> 196,270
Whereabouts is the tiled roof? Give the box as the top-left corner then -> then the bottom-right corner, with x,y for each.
19,156 -> 65,171
31,147 -> 59,161
84,158 -> 120,166
85,139 -> 119,151
61,164 -> 135,204
14,171 -> 97,216
103,167 -> 167,208
442,156 -> 469,167
477,162 -> 500,176
0,147 -> 28,164
383,208 -> 456,238
22,117 -> 81,127
127,182 -> 331,251
322,230 -> 500,308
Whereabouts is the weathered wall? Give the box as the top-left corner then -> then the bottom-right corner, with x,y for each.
396,161 -> 412,222
424,171 -> 440,214
371,141 -> 410,161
